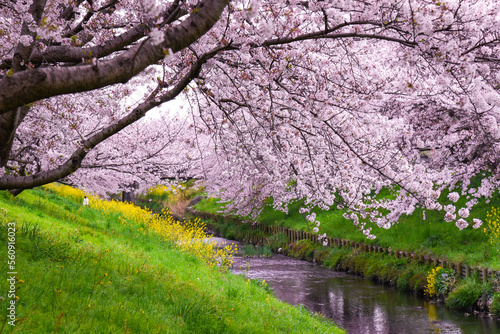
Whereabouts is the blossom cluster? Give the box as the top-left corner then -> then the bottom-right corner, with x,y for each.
1,0 -> 499,242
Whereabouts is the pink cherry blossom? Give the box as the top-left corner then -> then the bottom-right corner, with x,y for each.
455,219 -> 469,231
458,208 -> 470,219
472,218 -> 483,229
448,192 -> 460,203
0,0 -> 498,239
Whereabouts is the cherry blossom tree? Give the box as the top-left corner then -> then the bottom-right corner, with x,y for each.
185,0 -> 500,236
1,0 -> 499,236
0,0 -> 230,193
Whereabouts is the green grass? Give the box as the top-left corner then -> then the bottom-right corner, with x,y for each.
0,188 -> 344,333
136,180 -> 204,215
241,245 -> 273,257
192,196 -> 225,214
194,190 -> 500,269
135,193 -> 166,213
445,277 -> 491,311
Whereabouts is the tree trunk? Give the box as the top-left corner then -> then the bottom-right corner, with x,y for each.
0,106 -> 29,167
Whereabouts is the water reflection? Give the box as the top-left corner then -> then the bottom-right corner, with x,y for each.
231,254 -> 500,334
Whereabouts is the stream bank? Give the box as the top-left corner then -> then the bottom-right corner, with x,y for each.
231,252 -> 500,334
187,207 -> 500,316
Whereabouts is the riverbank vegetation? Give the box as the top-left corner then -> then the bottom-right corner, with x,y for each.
190,187 -> 500,270
136,182 -> 202,219
198,212 -> 500,316
152,181 -> 500,316
0,184 -> 344,333
130,181 -> 500,316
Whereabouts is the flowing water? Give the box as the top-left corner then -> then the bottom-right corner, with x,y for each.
229,251 -> 500,334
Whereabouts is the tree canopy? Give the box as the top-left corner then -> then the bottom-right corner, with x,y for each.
1,0 -> 499,237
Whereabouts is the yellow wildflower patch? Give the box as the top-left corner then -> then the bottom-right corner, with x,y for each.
424,266 -> 440,298
43,183 -> 235,268
485,207 -> 500,253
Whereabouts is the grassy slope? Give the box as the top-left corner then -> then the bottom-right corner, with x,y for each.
0,187 -> 343,334
193,190 -> 500,270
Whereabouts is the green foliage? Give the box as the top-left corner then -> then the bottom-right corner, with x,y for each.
323,247 -> 350,269
266,232 -> 288,251
288,239 -> 317,260
204,209 -> 433,294
408,272 -> 429,293
211,219 -> 249,241
247,278 -> 273,295
445,277 -> 491,311
193,196 -> 225,214
17,223 -> 72,262
326,251 -> 430,294
241,244 -> 272,257
194,186 -> 500,269
490,292 -> 500,317
425,267 -> 456,297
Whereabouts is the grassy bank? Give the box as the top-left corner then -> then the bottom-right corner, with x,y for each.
193,214 -> 432,293
0,184 -> 343,333
195,214 -> 500,315
132,183 -> 500,314
192,193 -> 500,270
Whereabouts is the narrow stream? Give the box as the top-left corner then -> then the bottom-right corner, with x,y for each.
228,249 -> 500,334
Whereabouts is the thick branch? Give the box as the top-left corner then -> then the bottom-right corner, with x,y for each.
28,23 -> 149,65
0,0 -> 46,168
0,106 -> 29,166
262,32 -> 417,48
0,0 -> 230,114
0,44 -> 225,190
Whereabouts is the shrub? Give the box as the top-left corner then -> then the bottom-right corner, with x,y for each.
266,232 -> 288,250
445,278 -> 489,311
409,272 -> 428,293
288,239 -> 316,259
323,248 -> 346,269
424,266 -> 455,297
490,292 -> 500,317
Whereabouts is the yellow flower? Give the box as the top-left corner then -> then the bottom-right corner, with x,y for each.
43,182 -> 235,269
424,266 -> 441,297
